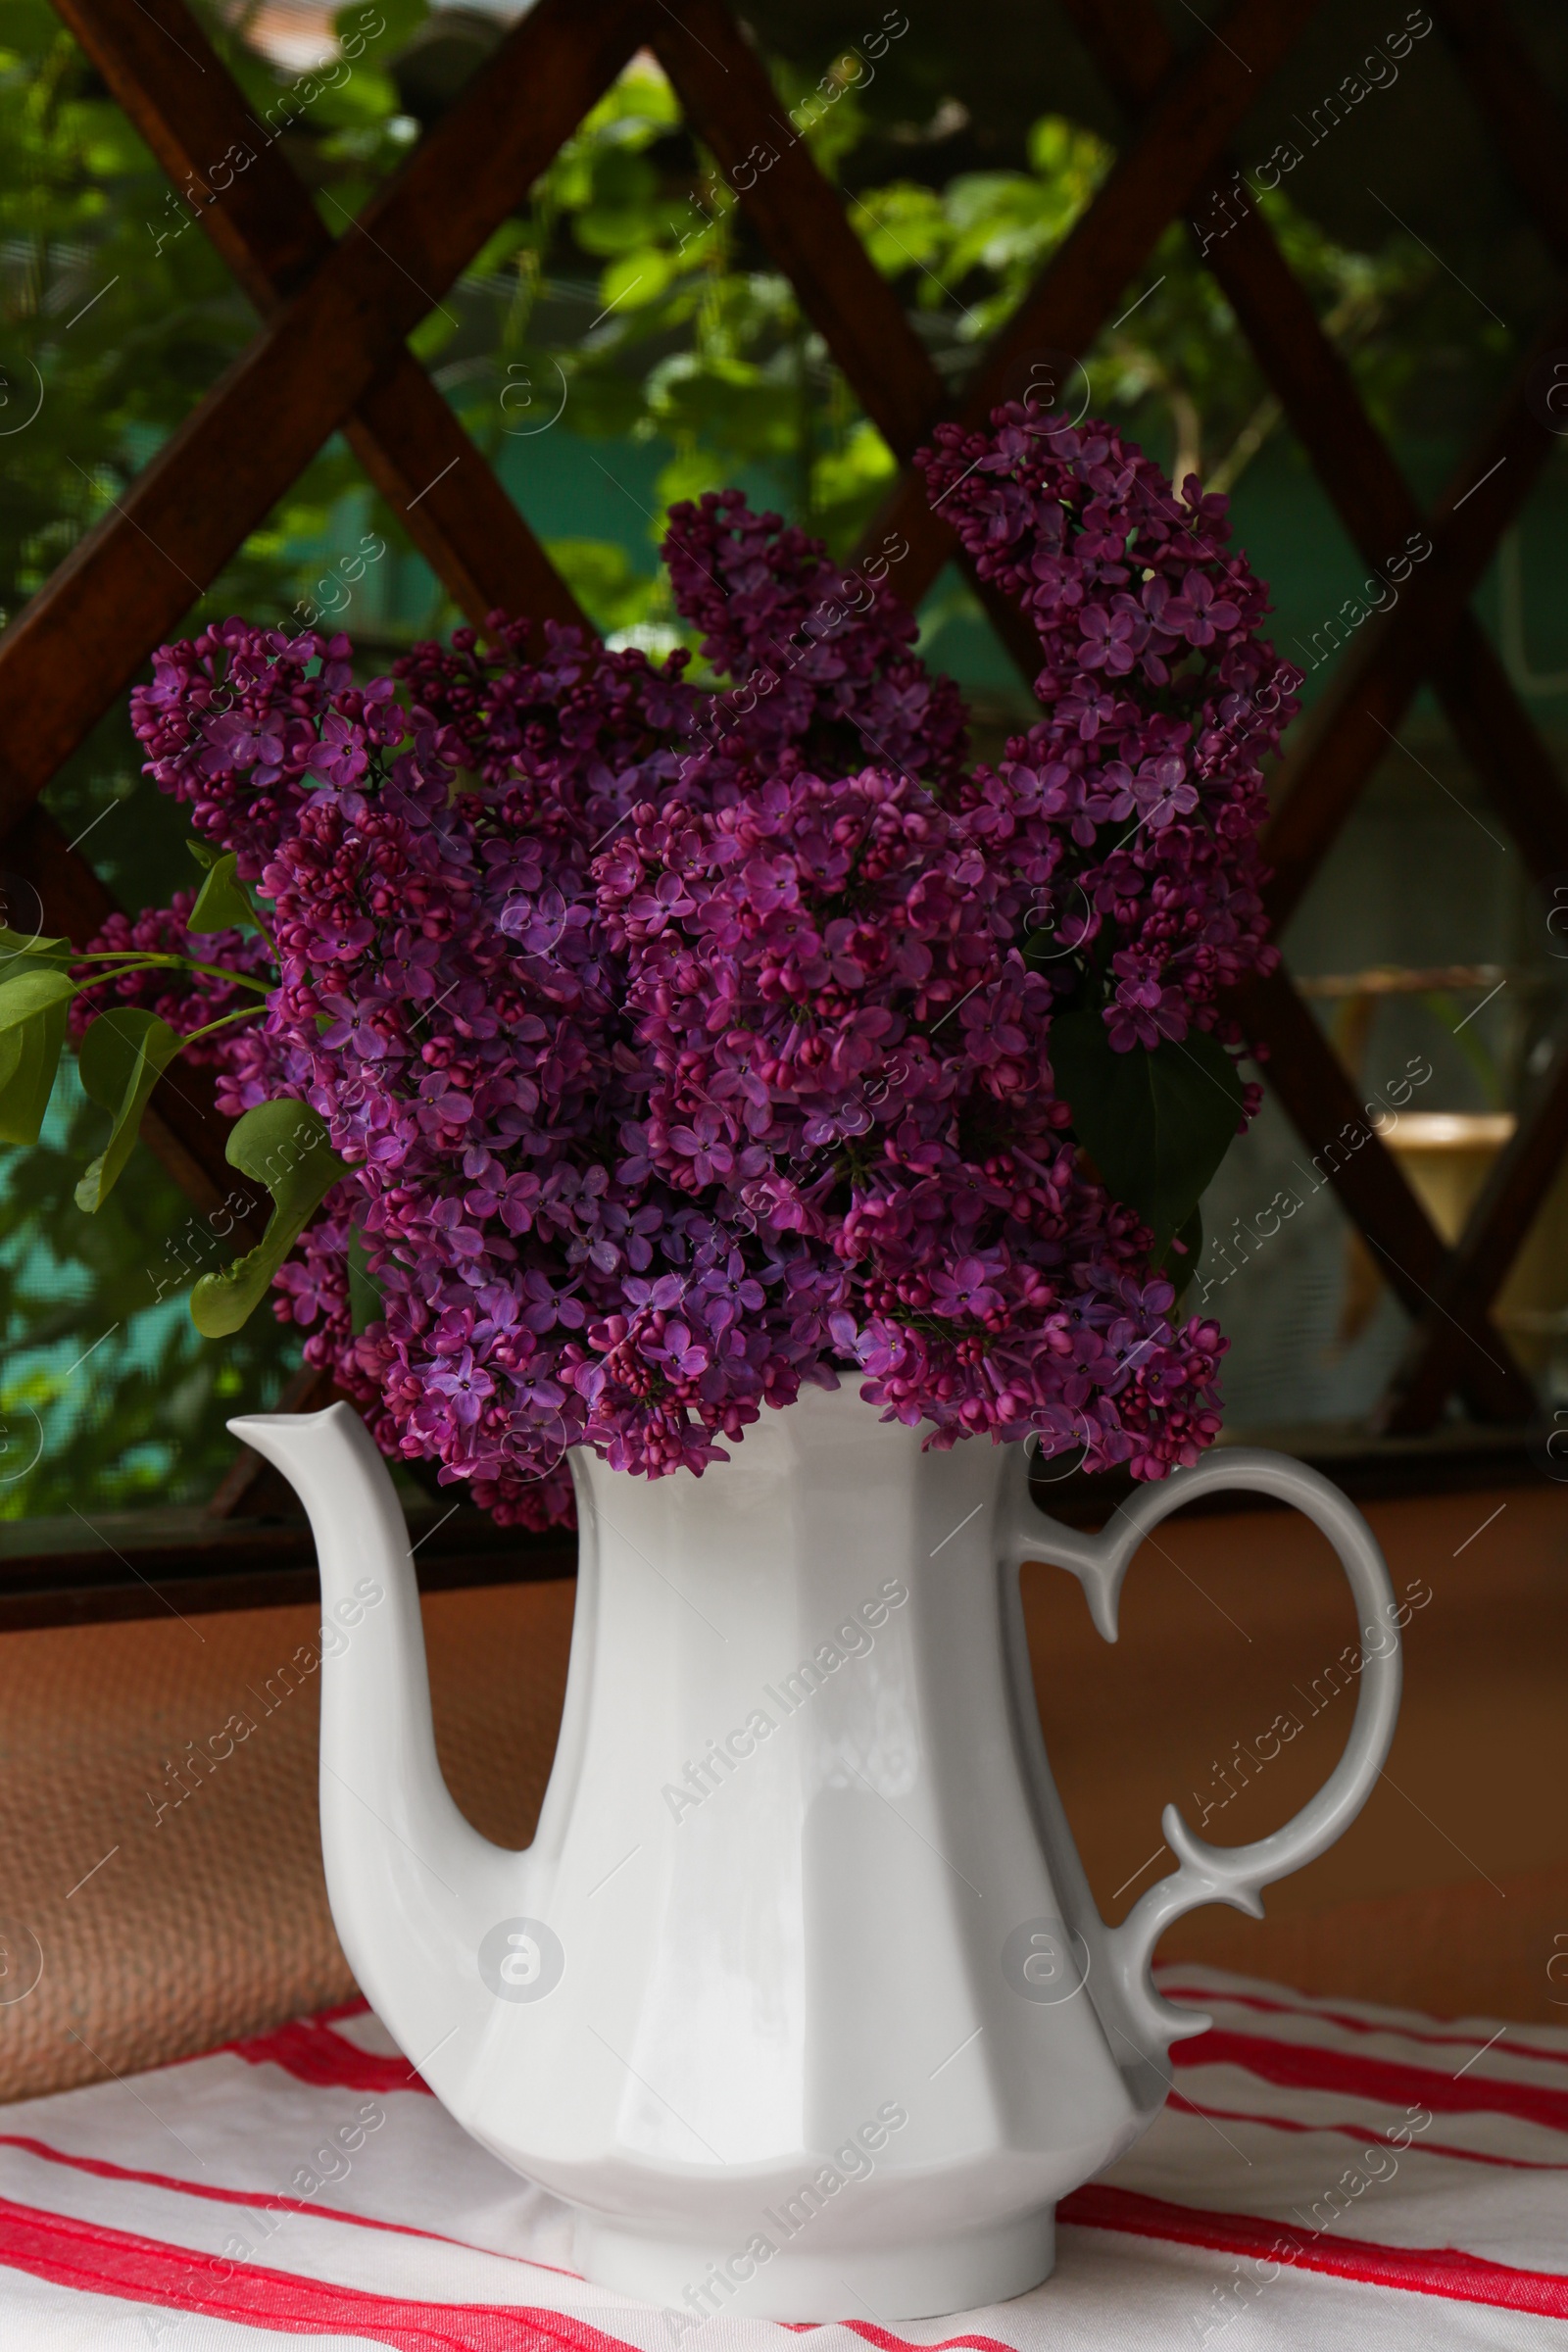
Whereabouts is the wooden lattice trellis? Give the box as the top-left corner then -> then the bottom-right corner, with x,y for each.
6,0 -> 1568,1477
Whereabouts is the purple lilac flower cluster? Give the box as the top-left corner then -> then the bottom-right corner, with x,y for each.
131,629 -> 411,883
109,415 -> 1293,1526
923,411 -> 1297,1060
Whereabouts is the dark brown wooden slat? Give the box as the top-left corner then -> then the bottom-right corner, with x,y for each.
50,0 -> 330,309
1381,1038 -> 1568,1431
1437,627 -> 1568,885
2,804 -> 270,1244
649,0 -> 941,463
50,0 -> 592,638
1231,967 -> 1536,1422
1262,312 -> 1568,929
859,0 -> 1325,602
1432,0 -> 1568,269
965,0 -> 1326,409
1216,247 -> 1568,881
1208,214 -> 1421,551
0,0 -> 640,834
1222,220 -> 1568,921
1419,4 -> 1568,886
1068,0 -> 1170,88
1067,5 -> 1417,545
1058,0 -> 1409,537
348,362 -> 590,632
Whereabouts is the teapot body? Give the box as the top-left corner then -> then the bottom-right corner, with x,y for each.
501,1382 -> 1151,2318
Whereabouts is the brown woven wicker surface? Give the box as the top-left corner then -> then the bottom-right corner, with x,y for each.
2,1477 -> 1563,2103
0,1582 -> 574,2102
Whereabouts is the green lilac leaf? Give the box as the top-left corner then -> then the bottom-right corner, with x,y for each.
186,847 -> 260,936
1050,1010 -> 1244,1256
0,965 -> 79,1031
191,1100 -> 349,1338
0,998 -> 70,1147
75,1009 -> 184,1209
0,926 -> 72,969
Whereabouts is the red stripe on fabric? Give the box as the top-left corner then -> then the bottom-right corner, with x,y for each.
0,2192 -> 632,2352
1170,2028 -> 1568,2134
1165,2094 -> 1568,2172
0,2135 -> 582,2278
843,2328 -> 1019,2352
1059,2184 -> 1568,2317
220,2014 -> 435,2095
1159,1983 -> 1568,2072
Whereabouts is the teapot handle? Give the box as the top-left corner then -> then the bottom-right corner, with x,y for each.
998,1445 -> 1402,2056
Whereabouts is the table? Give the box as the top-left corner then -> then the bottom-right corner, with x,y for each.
1,1966 -> 1564,2347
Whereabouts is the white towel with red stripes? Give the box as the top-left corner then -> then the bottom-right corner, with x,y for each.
2,1966 -> 1566,2348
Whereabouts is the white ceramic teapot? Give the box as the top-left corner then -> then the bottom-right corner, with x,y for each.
232,1385 -> 1400,2321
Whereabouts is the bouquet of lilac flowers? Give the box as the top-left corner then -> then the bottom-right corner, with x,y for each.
6,410 -> 1298,1530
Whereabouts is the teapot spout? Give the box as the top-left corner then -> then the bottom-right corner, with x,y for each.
228,1403 -> 518,2086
